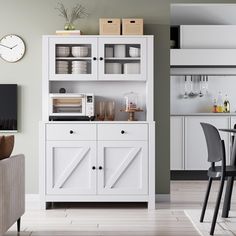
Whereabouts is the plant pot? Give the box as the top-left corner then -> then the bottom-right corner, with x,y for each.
64,22 -> 75,30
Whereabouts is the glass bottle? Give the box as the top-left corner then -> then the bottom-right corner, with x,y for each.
224,95 -> 230,113
216,92 -> 224,113
212,99 -> 217,113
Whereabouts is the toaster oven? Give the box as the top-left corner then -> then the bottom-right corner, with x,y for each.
49,93 -> 95,121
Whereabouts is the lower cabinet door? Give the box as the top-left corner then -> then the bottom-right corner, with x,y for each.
46,141 -> 96,195
97,141 -> 148,195
185,116 -> 230,170
171,116 -> 184,170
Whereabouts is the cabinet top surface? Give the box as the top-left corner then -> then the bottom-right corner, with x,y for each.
43,35 -> 154,39
41,121 -> 154,124
171,113 -> 236,116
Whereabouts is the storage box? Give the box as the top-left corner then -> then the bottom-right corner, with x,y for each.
99,18 -> 121,35
122,19 -> 143,35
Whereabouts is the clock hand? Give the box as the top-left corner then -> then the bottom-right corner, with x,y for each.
0,43 -> 12,49
11,44 -> 18,49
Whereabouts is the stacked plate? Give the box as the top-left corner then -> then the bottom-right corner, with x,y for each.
71,46 -> 89,57
129,47 -> 140,57
56,46 -> 70,57
56,61 -> 69,74
72,61 -> 87,74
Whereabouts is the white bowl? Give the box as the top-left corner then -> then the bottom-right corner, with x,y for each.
72,61 -> 87,64
71,47 -> 89,57
72,51 -> 89,57
129,50 -> 140,57
56,47 -> 70,57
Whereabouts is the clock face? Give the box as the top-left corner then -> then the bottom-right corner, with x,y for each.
0,35 -> 26,62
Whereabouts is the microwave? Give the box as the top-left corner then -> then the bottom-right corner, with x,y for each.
49,93 -> 95,121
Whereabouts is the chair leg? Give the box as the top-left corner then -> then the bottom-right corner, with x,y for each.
17,218 -> 21,232
222,176 -> 234,218
200,177 -> 213,222
210,177 -> 225,236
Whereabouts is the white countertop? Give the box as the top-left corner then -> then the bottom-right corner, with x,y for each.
40,121 -> 154,124
171,113 -> 236,116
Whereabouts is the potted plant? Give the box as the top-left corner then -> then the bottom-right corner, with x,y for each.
56,2 -> 88,30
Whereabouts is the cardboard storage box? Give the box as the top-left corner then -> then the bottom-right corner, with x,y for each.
99,18 -> 121,35
122,19 -> 143,35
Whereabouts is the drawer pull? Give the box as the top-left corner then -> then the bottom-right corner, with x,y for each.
93,57 -> 97,61
69,130 -> 74,134
92,166 -> 96,170
99,57 -> 104,61
121,130 -> 125,134
99,166 -> 103,170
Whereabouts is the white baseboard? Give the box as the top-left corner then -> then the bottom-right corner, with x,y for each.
26,194 -> 40,210
155,194 -> 170,203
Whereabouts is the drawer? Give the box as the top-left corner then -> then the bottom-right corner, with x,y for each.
46,124 -> 96,140
98,124 -> 148,140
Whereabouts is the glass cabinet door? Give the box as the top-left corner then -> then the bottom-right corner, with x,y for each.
49,37 -> 98,80
98,38 -> 147,81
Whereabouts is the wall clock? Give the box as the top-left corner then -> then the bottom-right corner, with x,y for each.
0,35 -> 26,63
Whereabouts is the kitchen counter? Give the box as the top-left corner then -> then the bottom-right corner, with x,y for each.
171,113 -> 236,116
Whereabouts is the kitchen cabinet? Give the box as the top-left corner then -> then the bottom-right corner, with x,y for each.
48,36 -> 146,81
185,116 -> 230,170
46,141 -> 97,195
231,117 -> 236,129
41,35 -> 155,209
171,116 -> 184,170
98,37 -> 146,81
49,37 -> 98,81
180,25 -> 236,49
171,115 -> 231,171
98,141 -> 148,195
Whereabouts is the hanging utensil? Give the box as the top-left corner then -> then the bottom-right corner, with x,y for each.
183,75 -> 188,99
205,75 -> 209,94
189,76 -> 196,97
199,75 -> 203,97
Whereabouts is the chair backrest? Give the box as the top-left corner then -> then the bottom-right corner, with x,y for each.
200,122 -> 225,163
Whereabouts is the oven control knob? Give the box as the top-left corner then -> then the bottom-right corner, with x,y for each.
70,130 -> 74,134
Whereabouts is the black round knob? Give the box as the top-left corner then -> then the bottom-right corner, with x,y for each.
59,88 -> 66,93
93,57 -> 97,61
99,57 -> 104,61
121,130 -> 125,134
99,166 -> 103,170
92,166 -> 96,170
70,130 -> 74,134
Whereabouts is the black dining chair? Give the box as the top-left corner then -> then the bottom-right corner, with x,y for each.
200,122 -> 236,235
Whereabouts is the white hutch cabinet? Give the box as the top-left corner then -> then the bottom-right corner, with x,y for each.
40,35 -> 155,209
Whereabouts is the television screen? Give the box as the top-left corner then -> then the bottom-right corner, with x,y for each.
0,84 -> 17,131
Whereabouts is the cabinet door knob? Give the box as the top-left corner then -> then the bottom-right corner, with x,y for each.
69,130 -> 74,134
92,166 -> 96,170
93,57 -> 97,61
99,57 -> 104,61
121,130 -> 125,134
99,166 -> 103,170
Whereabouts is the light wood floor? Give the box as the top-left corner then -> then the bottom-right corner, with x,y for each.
5,181 -> 236,236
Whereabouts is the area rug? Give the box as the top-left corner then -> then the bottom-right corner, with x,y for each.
185,209 -> 236,236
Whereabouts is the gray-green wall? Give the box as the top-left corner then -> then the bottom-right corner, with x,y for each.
1,0 -> 232,195
0,0 -> 170,194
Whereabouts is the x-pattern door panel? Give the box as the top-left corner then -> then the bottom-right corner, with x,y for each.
46,141 -> 96,195
98,141 -> 148,195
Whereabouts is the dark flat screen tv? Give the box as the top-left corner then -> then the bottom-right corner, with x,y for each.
0,84 -> 17,131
